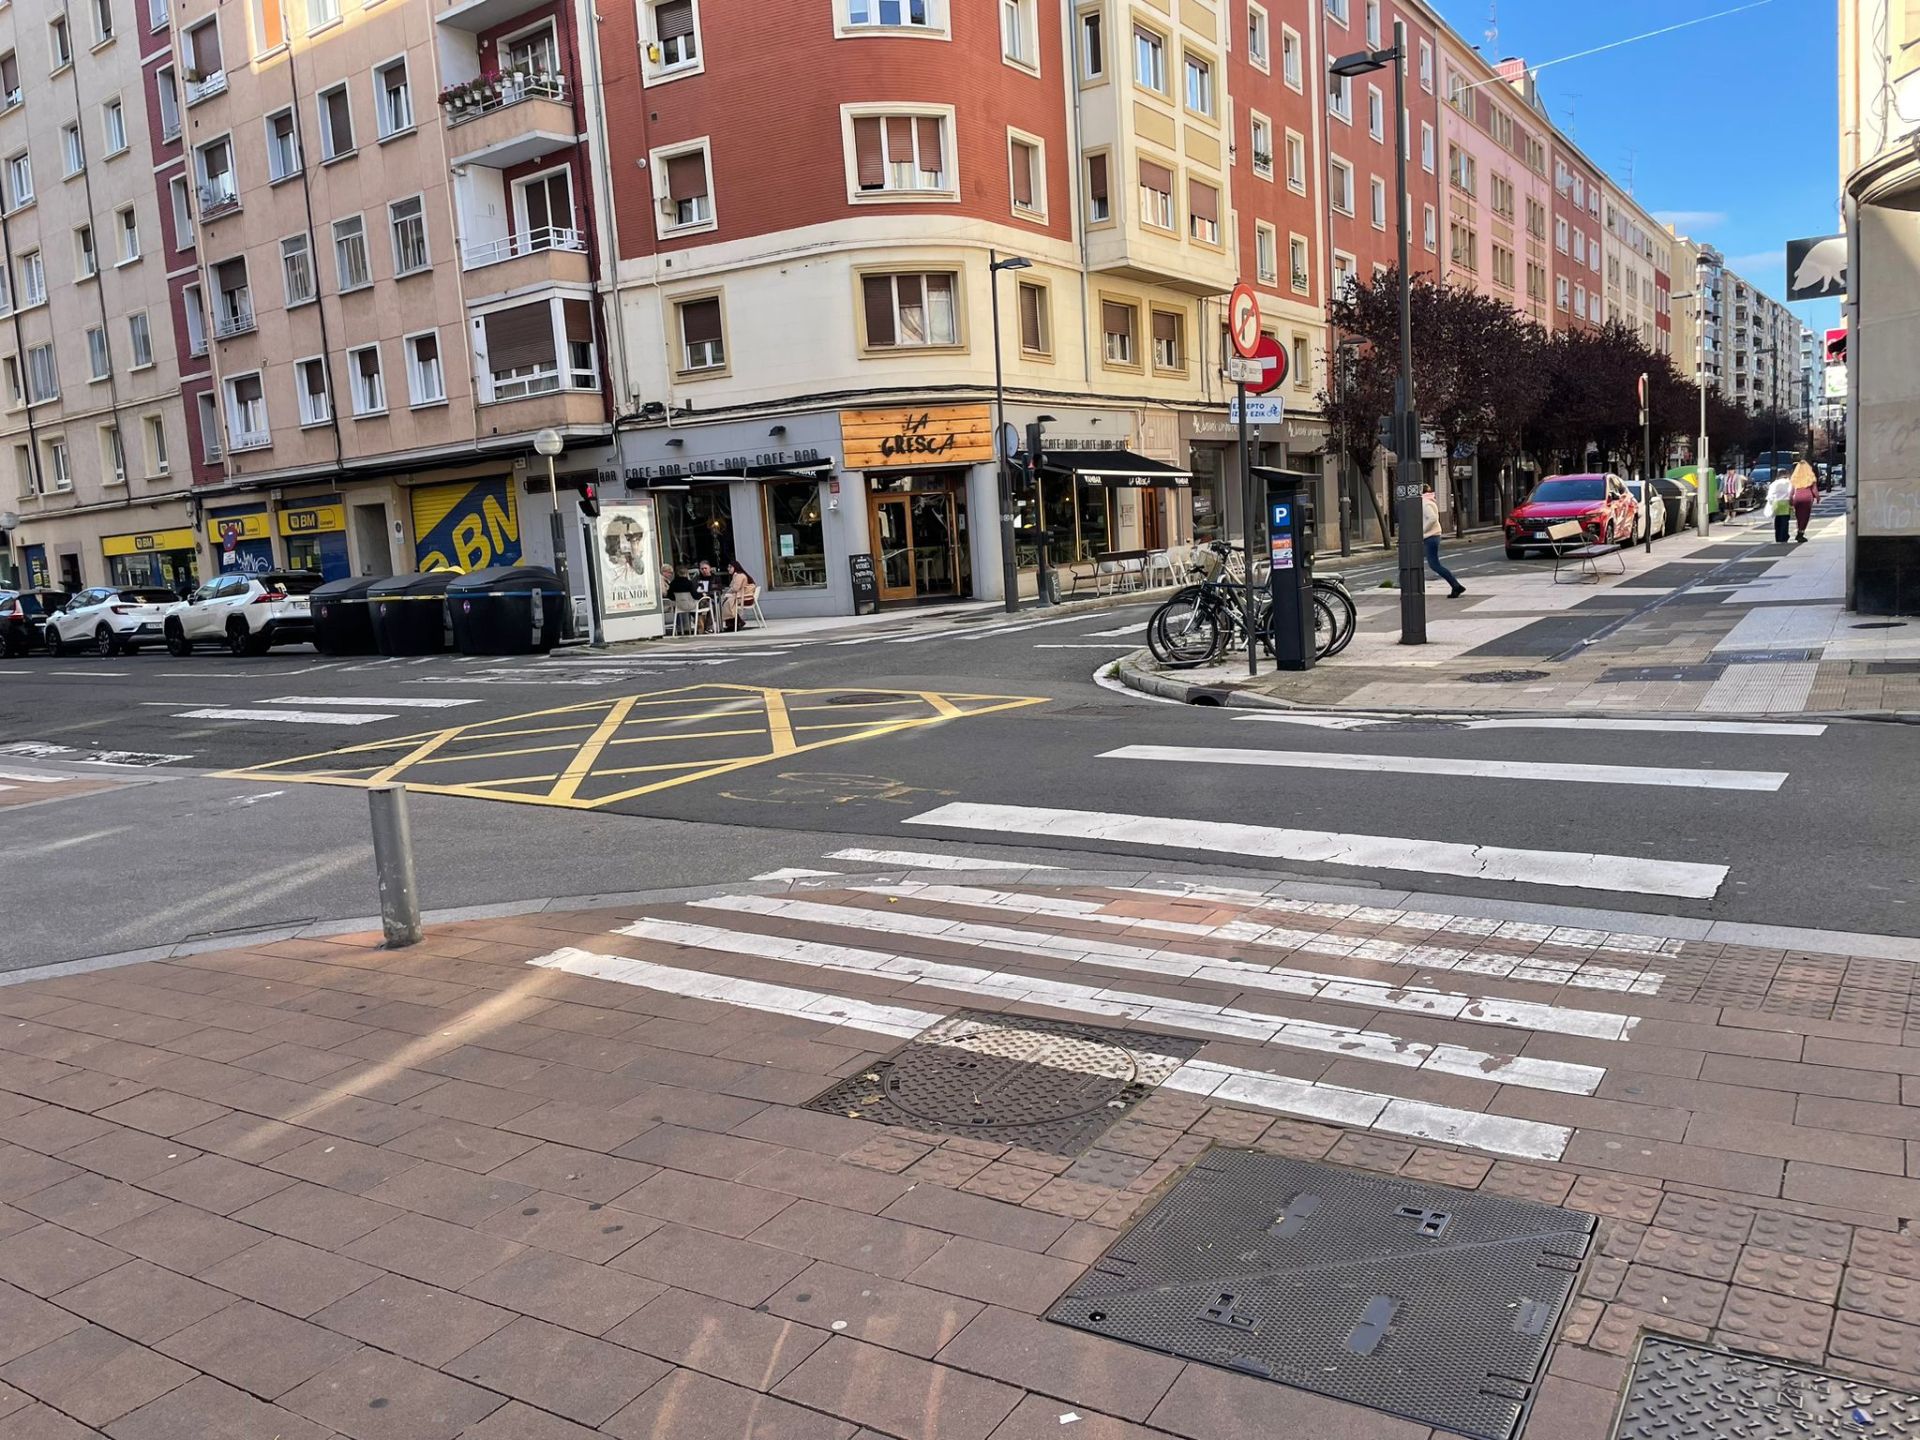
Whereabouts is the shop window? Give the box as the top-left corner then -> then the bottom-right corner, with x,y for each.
657,486 -> 734,573
764,480 -> 826,589
861,271 -> 957,349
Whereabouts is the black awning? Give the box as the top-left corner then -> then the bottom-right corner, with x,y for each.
1250,466 -> 1322,488
627,462 -> 833,490
1037,449 -> 1190,488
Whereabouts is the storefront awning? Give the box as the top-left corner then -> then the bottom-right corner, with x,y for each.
1250,467 -> 1322,489
629,462 -> 833,489
1037,450 -> 1191,488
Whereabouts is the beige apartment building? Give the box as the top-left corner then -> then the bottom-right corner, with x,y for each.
1,0 -> 196,592
1600,180 -> 1668,355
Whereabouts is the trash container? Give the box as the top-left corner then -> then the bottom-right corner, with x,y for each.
446,566 -> 567,656
309,576 -> 382,656
368,572 -> 458,656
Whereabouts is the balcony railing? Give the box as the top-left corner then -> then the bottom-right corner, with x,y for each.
440,72 -> 566,127
488,365 -> 561,402
460,225 -> 585,269
211,296 -> 254,337
1,88 -> 21,113
187,331 -> 208,357
159,111 -> 181,142
184,69 -> 227,105
198,181 -> 239,219
228,426 -> 270,451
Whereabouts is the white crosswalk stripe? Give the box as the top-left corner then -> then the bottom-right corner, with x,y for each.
264,695 -> 480,709
1104,742 -> 1788,791
824,848 -> 1059,872
175,707 -> 397,726
1239,713 -> 1828,736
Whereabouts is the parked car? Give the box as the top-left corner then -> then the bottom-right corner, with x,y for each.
1623,480 -> 1669,540
1504,474 -> 1638,558
165,571 -> 323,656
0,587 -> 72,657
1649,476 -> 1694,532
43,586 -> 179,656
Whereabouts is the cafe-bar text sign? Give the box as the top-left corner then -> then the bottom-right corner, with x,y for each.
842,405 -> 994,470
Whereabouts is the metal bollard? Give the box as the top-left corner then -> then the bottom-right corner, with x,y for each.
368,784 -> 422,949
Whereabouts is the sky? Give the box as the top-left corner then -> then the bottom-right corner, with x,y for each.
1469,0 -> 1841,336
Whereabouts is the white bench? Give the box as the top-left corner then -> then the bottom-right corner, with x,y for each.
1549,519 -> 1624,584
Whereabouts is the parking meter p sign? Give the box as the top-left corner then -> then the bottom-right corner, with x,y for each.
1228,282 -> 1262,360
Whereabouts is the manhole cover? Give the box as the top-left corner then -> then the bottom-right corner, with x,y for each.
1460,670 -> 1552,684
806,1011 -> 1199,1156
1045,1150 -> 1593,1440
1615,1336 -> 1920,1437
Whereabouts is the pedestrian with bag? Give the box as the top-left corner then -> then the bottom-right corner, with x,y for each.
1422,483 -> 1465,598
1789,460 -> 1818,543
1767,468 -> 1794,544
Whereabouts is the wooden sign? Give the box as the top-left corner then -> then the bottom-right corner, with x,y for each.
841,405 -> 993,470
847,553 -> 880,614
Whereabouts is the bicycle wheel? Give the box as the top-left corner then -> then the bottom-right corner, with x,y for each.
1148,594 -> 1222,666
1313,593 -> 1339,658
1313,581 -> 1358,656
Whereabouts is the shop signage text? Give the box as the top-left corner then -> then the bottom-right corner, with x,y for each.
625,449 -> 824,484
278,504 -> 345,536
843,405 -> 993,470
103,527 -> 197,558
205,513 -> 271,546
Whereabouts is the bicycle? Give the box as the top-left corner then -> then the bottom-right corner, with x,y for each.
1147,543 -> 1355,666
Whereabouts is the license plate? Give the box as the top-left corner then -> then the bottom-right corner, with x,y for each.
1532,531 -> 1548,539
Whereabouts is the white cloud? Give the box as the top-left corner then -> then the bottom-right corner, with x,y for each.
1655,210 -> 1728,232
1725,251 -> 1785,276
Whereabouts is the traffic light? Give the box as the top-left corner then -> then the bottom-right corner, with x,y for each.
577,482 -> 600,519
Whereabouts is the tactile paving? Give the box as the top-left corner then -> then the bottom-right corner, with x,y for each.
1614,1334 -> 1920,1438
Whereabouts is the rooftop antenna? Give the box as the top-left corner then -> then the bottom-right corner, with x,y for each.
1485,0 -> 1498,51
1624,148 -> 1637,195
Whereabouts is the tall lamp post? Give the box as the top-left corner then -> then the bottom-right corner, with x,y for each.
989,252 -> 1032,615
1332,21 -> 1424,644
533,428 -> 575,637
1673,270 -> 1712,537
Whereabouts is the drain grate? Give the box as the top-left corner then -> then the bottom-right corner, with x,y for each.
1614,1335 -> 1920,1438
1713,648 -> 1826,665
1597,664 -> 1728,683
1460,669 -> 1552,684
1045,1150 -> 1593,1440
805,1011 -> 1199,1157
1852,660 -> 1920,677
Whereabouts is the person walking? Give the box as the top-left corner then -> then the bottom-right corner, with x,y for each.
1766,468 -> 1794,544
1422,483 -> 1465,597
1789,460 -> 1818,543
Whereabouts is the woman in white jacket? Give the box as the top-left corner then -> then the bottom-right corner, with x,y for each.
1766,470 -> 1794,544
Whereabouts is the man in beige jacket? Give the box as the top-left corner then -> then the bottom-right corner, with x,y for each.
1422,483 -> 1466,597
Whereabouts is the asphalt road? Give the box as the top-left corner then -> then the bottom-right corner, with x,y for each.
4,535 -> 1913,971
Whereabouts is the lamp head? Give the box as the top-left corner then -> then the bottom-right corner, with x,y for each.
991,255 -> 1033,273
1330,47 -> 1392,78
533,429 -> 565,457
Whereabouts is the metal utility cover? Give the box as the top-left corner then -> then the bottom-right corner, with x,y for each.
805,1011 -> 1200,1157
1046,1150 -> 1593,1440
1615,1335 -> 1920,1438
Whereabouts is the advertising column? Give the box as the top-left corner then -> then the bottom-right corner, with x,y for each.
591,499 -> 666,643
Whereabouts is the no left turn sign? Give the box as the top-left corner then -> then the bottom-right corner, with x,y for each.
1228,282 -> 1261,359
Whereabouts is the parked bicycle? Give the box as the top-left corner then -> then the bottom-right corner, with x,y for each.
1145,543 -> 1355,668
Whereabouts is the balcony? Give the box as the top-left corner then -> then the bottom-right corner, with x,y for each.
436,0 -> 549,33
1,89 -> 21,113
159,112 -> 180,143
184,69 -> 226,106
462,225 -> 584,269
198,181 -> 239,219
443,74 -> 573,168
228,427 -> 270,452
211,295 -> 254,338
474,385 -> 602,440
187,331 -> 208,357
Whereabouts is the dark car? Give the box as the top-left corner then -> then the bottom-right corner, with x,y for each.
1504,474 -> 1638,557
0,587 -> 72,657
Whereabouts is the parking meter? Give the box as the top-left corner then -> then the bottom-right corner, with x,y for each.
1263,469 -> 1315,671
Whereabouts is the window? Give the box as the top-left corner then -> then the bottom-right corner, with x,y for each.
103,100 -> 128,156
101,425 -> 126,484
406,332 -> 444,405
182,283 -> 206,354
128,311 -> 152,367
182,18 -> 222,97
1248,4 -> 1268,70
1137,158 -> 1174,229
5,152 -> 31,210
850,110 -> 950,195
1133,24 -> 1165,92
389,196 -> 428,275
27,343 -> 58,403
1009,135 -> 1043,217
651,0 -> 698,69
266,109 -> 299,181
86,327 -> 110,380
1254,222 -> 1277,284
1369,176 -> 1386,230
62,124 -> 86,179
308,0 -> 338,28
250,0 -> 286,52
196,136 -> 237,213
677,294 -> 725,369
212,256 -> 251,333
1419,39 -> 1433,90
1017,278 -> 1048,355
1188,179 -> 1218,244
1572,228 -> 1586,263
1101,298 -> 1137,366
1420,122 -> 1434,172
660,146 -> 711,229
1289,234 -> 1311,292
276,234 -> 313,306
1527,197 -> 1546,239
1285,130 -> 1305,192
318,83 -> 353,161
1328,70 -> 1350,122
1490,174 -> 1514,220
50,16 -> 73,69
225,372 -> 268,445
1183,52 -> 1212,115
1086,152 -> 1110,221
1490,106 -> 1513,147
1450,221 -> 1477,270
376,58 -> 411,137
0,265 -> 10,313
1526,136 -> 1545,174
348,345 -> 385,414
1281,26 -> 1301,89
333,215 -> 369,290
13,444 -> 32,494
1,53 -> 19,111
1151,309 -> 1183,371
1367,85 -> 1383,140
1328,156 -> 1353,215
1448,145 -> 1475,196
1250,114 -> 1273,180
1526,260 -> 1546,302
75,224 -> 98,279
143,415 -> 168,475
1555,216 -> 1569,252
149,0 -> 168,30
1001,0 -> 1033,66
116,208 -> 139,263
1446,69 -> 1470,117
19,250 -> 44,306
169,177 -> 191,246
860,271 -> 956,349
296,358 -> 329,424
1572,175 -> 1585,206
1079,8 -> 1102,78
1326,0 -> 1348,21
1423,203 -> 1436,251
45,438 -> 71,491
1574,282 -> 1587,317
1292,334 -> 1310,389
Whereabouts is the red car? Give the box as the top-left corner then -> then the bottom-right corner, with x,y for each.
1504,473 -> 1638,557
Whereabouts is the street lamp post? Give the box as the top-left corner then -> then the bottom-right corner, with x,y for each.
533,428 -> 574,638
1332,21 -> 1424,644
1674,268 -> 1712,536
988,252 -> 1032,615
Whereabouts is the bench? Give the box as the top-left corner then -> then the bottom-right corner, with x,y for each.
1066,549 -> 1149,596
1548,519 -> 1624,584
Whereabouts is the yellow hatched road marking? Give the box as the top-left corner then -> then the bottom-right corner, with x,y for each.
550,696 -> 641,803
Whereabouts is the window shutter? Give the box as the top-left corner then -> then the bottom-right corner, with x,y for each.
1019,283 -> 1042,349
563,298 -> 593,344
885,116 -> 913,159
655,0 -> 693,40
862,275 -> 895,346
1088,153 -> 1108,205
1189,181 -> 1218,224
1102,300 -> 1130,336
1152,311 -> 1177,346
1139,159 -> 1172,194
666,150 -> 706,202
679,297 -> 721,345
196,22 -> 222,72
854,117 -> 883,188
483,303 -> 556,371
261,0 -> 283,52
914,116 -> 943,172
1011,144 -> 1033,207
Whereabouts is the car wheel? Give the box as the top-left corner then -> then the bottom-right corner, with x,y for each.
94,625 -> 121,658
226,620 -> 252,657
165,623 -> 192,657
1504,544 -> 1526,560
44,623 -> 64,657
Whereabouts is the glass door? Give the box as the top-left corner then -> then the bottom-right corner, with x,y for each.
872,496 -> 915,602
908,492 -> 957,596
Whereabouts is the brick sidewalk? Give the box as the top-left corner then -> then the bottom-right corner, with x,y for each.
0,880 -> 1917,1438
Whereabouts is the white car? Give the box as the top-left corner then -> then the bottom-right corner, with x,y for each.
1623,481 -> 1668,541
43,586 -> 181,657
165,571 -> 323,656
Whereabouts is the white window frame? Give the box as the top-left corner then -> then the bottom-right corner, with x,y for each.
1421,121 -> 1435,173
143,414 -> 168,476
333,214 -> 370,291
1328,70 -> 1351,123
1284,129 -> 1306,194
375,56 -> 412,139
1137,158 -> 1174,231
127,310 -> 153,368
265,107 -> 300,182
1280,25 -> 1302,90
676,293 -> 728,370
1423,203 -> 1437,251
1289,234 -> 1310,293
1133,22 -> 1166,93
5,152 -> 32,211
1077,6 -> 1103,80
1370,176 -> 1386,230
857,271 -> 959,352
645,0 -> 706,82
1367,85 -> 1383,141
405,330 -> 446,407
100,424 -> 127,485
294,356 -> 330,426
19,250 -> 46,308
317,82 -> 354,162
1001,0 -> 1036,71
62,123 -> 86,179
223,370 -> 269,448
116,207 -> 139,264
1007,130 -> 1046,221
388,195 -> 429,276
45,437 -> 72,491
841,104 -> 958,203
1249,112 -> 1273,181
1419,39 -> 1434,91
1328,155 -> 1354,216
102,99 -> 128,157
348,344 -> 386,416
86,325 -> 111,381
169,176 -> 192,248
1101,297 -> 1138,367
1183,50 -> 1213,117
1253,220 -> 1278,285
50,16 -> 74,71
75,223 -> 99,280
308,0 -> 340,32
650,138 -> 716,237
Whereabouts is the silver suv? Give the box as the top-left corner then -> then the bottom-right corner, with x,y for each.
164,571 -> 323,656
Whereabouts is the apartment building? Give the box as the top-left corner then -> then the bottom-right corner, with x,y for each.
1667,229 -> 1724,401
1717,267 -> 1807,421
1547,136 -> 1603,332
1600,180 -> 1669,354
1433,41 -> 1550,329
1,0 -> 197,592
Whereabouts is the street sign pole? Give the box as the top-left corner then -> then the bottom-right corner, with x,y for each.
1238,379 -> 1257,678
1226,281 -> 1264,679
